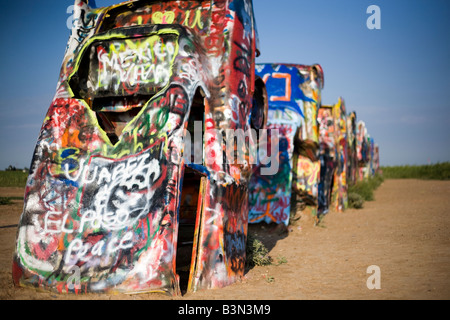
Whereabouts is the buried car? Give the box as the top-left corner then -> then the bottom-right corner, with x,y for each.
249,63 -> 324,226
317,103 -> 336,216
317,98 -> 349,215
12,0 -> 268,296
330,97 -> 348,212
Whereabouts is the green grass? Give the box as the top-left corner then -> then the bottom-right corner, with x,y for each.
348,174 -> 384,209
0,170 -> 28,188
380,162 -> 450,180
347,192 -> 364,209
347,163 -> 450,208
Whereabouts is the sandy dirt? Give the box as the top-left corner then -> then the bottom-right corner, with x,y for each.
1,179 -> 449,300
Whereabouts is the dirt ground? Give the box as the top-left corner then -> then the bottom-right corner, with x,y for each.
1,179 -> 449,300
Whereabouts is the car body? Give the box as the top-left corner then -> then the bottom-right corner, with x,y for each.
317,98 -> 350,215
13,0 -> 268,296
330,98 -> 348,212
373,143 -> 380,175
249,63 -> 324,226
346,111 -> 358,186
356,120 -> 370,180
317,104 -> 336,216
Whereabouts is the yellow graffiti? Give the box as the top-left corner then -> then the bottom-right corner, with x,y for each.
295,157 -> 320,187
308,161 -> 320,185
183,9 -> 204,29
152,11 -> 175,24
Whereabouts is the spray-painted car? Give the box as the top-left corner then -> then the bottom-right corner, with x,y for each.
357,122 -> 379,180
13,0 -> 268,296
317,104 -> 336,216
249,63 -> 324,226
373,143 -> 380,175
330,97 -> 348,212
356,120 -> 370,180
317,98 -> 349,215
291,64 -> 324,218
346,111 -> 358,186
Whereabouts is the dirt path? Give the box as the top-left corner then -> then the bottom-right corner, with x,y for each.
1,179 -> 449,300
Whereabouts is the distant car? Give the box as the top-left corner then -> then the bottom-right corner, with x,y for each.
249,63 -> 324,226
346,111 -> 358,186
317,104 -> 336,216
356,120 -> 371,180
318,98 -> 352,215
13,0 -> 267,296
373,143 -> 380,175
330,98 -> 348,212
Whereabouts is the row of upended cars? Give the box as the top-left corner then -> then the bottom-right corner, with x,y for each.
12,0 -> 379,295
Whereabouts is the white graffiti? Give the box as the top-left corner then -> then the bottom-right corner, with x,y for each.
179,60 -> 202,83
58,149 -> 163,265
64,150 -> 162,233
64,231 -> 134,264
95,36 -> 177,93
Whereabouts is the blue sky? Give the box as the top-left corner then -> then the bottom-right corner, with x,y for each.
0,0 -> 449,169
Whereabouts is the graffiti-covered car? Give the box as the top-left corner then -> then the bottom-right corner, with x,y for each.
373,143 -> 380,175
249,63 -> 324,226
356,120 -> 370,180
318,99 -> 350,216
317,103 -> 336,216
330,97 -> 348,212
13,0 -> 268,296
346,111 -> 358,186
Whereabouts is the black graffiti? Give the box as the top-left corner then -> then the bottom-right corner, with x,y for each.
219,183 -> 248,214
233,41 -> 251,77
224,230 -> 246,273
76,9 -> 96,44
237,80 -> 247,99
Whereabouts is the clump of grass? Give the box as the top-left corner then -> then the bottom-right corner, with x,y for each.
347,174 -> 384,209
381,162 -> 450,180
246,233 -> 273,268
348,192 -> 364,209
369,173 -> 385,189
349,180 -> 374,201
276,256 -> 288,265
352,174 -> 384,201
